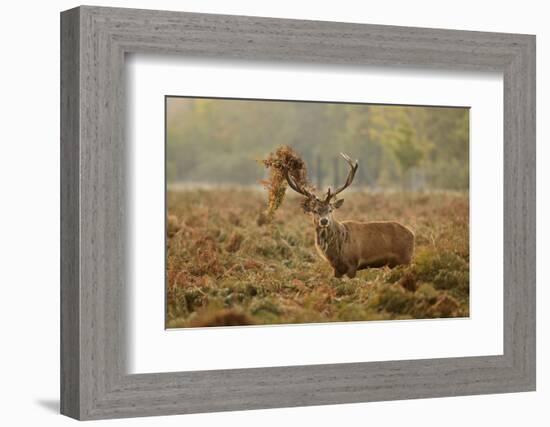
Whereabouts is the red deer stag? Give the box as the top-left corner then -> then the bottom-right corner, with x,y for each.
284,153 -> 414,278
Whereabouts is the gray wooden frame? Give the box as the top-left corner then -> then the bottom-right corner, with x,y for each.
60,5 -> 536,420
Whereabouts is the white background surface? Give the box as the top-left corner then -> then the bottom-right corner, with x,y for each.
0,0 -> 547,426
128,57 -> 503,373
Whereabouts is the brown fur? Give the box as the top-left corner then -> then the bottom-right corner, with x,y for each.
315,219 -> 414,279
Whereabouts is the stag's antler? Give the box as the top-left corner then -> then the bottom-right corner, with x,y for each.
284,169 -> 316,199
326,153 -> 358,201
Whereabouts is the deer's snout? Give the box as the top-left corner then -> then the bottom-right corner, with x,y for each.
319,217 -> 329,227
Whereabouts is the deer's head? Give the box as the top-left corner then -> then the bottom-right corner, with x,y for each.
284,153 -> 358,229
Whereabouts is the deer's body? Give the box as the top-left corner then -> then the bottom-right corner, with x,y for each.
314,219 -> 414,278
284,152 -> 415,279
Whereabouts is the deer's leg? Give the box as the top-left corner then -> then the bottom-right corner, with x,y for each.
343,258 -> 358,279
333,269 -> 344,278
333,261 -> 348,278
346,264 -> 357,279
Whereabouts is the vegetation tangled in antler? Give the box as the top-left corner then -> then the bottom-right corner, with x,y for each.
259,145 -> 314,224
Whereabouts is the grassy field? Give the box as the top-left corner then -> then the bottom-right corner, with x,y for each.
166,188 -> 469,328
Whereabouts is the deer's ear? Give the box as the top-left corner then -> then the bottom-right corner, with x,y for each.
333,199 -> 344,209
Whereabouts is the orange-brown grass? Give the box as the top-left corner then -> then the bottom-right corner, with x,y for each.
166,188 -> 469,328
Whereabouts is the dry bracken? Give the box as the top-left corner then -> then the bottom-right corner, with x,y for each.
166,188 -> 469,328
259,145 -> 314,223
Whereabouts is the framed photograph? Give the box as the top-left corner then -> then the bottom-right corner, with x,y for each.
60,6 -> 536,420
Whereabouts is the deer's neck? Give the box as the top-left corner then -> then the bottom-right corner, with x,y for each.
315,221 -> 347,262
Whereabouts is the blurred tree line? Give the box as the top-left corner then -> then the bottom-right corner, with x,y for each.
166,97 -> 469,191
